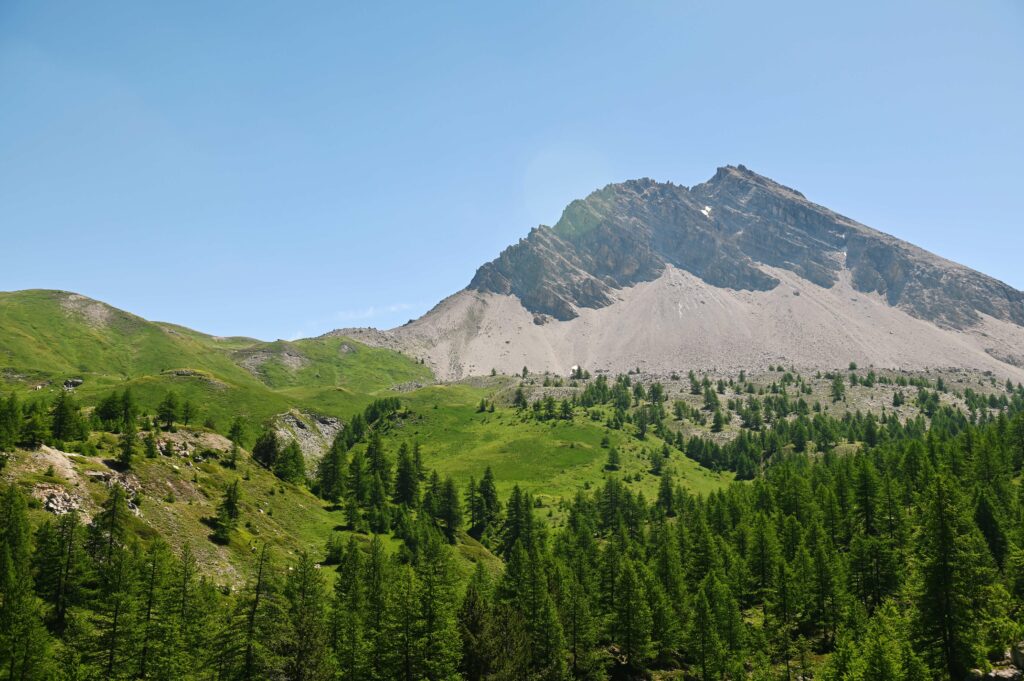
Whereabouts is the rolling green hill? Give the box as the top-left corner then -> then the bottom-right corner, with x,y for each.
0,289 -> 433,428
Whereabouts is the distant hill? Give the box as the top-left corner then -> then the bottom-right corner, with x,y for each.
0,289 -> 433,427
362,166 -> 1024,381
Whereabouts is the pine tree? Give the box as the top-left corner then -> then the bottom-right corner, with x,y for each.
438,477 -> 462,543
32,510 -> 85,631
347,448 -> 369,504
274,440 -> 306,484
20,403 -> 48,449
459,562 -> 493,681
689,588 -> 723,681
915,475 -> 1000,679
252,428 -> 280,470
228,416 -> 246,445
181,400 -> 197,427
136,540 -> 184,680
414,530 -> 461,680
0,393 -> 21,454
118,416 -> 137,468
974,491 -> 1009,569
283,552 -> 334,681
0,484 -> 54,679
157,391 -> 180,430
363,536 -> 391,680
330,539 -> 365,680
365,430 -> 392,493
393,442 -> 420,508
317,436 -> 348,504
612,558 -> 653,672
144,429 -> 159,458
214,480 -> 241,543
605,447 -> 621,471
50,391 -> 84,443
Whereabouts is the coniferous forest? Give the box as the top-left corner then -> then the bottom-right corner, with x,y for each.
2,372 -> 1024,680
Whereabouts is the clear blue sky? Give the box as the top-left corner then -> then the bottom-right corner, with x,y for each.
2,1 -> 1022,340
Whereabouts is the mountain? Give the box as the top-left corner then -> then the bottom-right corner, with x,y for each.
361,165 -> 1024,381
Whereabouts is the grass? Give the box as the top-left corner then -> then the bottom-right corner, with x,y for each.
380,382 -> 732,510
0,289 -> 432,430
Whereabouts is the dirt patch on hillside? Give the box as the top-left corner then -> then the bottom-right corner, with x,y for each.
60,293 -> 113,328
234,348 -> 309,375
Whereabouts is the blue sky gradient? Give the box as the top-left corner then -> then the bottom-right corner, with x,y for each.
2,1 -> 1022,339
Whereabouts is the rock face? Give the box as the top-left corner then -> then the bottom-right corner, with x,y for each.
340,166 -> 1024,381
274,410 -> 343,461
469,166 -> 1024,329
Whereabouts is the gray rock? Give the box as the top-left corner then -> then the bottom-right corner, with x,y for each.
467,166 -> 1024,330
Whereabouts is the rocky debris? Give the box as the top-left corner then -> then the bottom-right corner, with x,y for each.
234,345 -> 310,376
158,368 -> 228,388
971,667 -> 1022,680
968,644 -> 1024,679
391,381 -> 427,392
63,378 -> 84,390
274,410 -> 343,461
59,292 -> 114,328
33,445 -> 83,483
319,327 -> 405,352
1012,643 -> 1024,670
31,483 -> 84,517
155,429 -> 233,462
987,348 -> 1024,369
84,469 -> 143,514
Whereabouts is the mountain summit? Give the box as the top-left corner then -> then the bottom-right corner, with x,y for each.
343,166 -> 1024,380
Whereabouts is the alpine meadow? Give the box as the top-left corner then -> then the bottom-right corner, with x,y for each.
3,3 -> 1024,680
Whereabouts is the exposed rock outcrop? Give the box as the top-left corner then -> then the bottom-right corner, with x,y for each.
468,166 -> 1024,330
349,166 -> 1024,381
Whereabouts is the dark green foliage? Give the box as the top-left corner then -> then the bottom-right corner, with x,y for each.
3,368 -> 1024,681
157,391 -> 180,430
251,427 -> 279,469
274,440 -> 306,484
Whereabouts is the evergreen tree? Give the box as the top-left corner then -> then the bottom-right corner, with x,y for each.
181,400 -> 197,427
458,562 -> 493,681
317,436 -> 347,504
118,416 -> 137,468
157,391 -> 180,430
252,428 -> 280,470
0,484 -> 54,679
393,442 -> 420,508
50,391 -> 85,443
32,510 -> 85,631
274,440 -> 306,484
612,558 -> 653,672
214,480 -> 241,543
283,552 -> 334,681
330,539 -> 365,680
914,475 -> 1000,679
414,530 -> 462,680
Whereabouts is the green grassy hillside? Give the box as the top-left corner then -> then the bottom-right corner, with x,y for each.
0,289 -> 432,428
389,382 -> 731,505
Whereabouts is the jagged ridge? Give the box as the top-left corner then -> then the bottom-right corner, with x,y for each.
469,165 -> 1024,329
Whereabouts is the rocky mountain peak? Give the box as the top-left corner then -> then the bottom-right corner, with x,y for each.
466,166 -> 1024,330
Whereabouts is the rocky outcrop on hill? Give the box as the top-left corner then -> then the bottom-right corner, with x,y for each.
274,410 -> 342,461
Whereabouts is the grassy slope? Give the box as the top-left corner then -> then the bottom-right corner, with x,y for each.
0,290 -> 432,427
8,434 -> 347,582
382,382 -> 731,508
